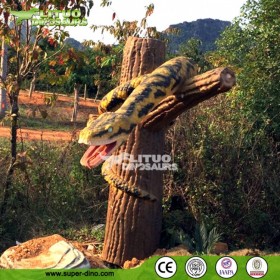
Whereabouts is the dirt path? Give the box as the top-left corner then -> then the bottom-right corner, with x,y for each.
0,90 -> 99,142
0,127 -> 79,141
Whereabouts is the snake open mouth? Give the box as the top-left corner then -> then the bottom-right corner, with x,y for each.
80,141 -> 117,169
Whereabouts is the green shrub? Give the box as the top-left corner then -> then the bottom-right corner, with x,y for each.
0,138 -> 108,253
164,95 -> 280,251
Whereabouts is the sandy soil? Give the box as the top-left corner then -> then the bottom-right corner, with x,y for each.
0,90 -> 99,141
0,126 -> 79,141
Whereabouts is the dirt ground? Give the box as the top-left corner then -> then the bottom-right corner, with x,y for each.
0,126 -> 78,141
1,234 -> 279,269
0,90 -> 99,141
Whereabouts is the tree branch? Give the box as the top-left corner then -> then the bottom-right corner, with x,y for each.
142,67 -> 236,130
21,44 -> 65,80
0,75 -> 7,88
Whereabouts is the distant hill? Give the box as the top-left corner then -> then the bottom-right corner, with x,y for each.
64,37 -> 84,51
164,18 -> 231,53
63,19 -> 229,53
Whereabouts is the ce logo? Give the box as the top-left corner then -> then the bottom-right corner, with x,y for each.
155,257 -> 177,278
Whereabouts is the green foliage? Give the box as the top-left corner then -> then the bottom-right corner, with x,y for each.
90,3 -> 162,43
161,207 -> 221,254
164,95 -> 280,250
215,0 -> 280,141
194,222 -> 221,254
162,0 -> 280,252
36,43 -> 123,98
0,138 -> 108,253
178,38 -> 213,73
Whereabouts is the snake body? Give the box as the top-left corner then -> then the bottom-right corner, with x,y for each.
98,75 -> 146,114
79,56 -> 197,200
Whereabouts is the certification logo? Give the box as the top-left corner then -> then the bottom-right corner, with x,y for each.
216,256 -> 238,278
246,257 -> 268,278
155,256 -> 177,279
185,257 -> 207,278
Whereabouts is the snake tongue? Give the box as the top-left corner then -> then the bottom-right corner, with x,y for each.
80,141 -> 117,169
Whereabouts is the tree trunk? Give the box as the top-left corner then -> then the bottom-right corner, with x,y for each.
83,84 -> 87,100
101,37 -> 236,266
29,71 -> 36,98
1,88 -> 19,216
102,37 -> 166,265
119,37 -> 166,84
94,83 -> 101,102
0,38 -> 7,118
71,83 -> 80,123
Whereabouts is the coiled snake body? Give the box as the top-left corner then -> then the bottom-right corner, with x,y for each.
79,56 -> 197,200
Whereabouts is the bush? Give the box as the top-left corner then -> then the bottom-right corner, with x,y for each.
0,139 -> 108,253
164,95 -> 280,251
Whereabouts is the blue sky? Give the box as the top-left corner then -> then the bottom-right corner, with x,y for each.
66,0 -> 247,43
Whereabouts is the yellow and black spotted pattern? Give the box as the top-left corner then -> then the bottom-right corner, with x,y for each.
101,163 -> 157,201
98,75 -> 146,114
80,57 -> 197,145
79,56 -> 197,200
100,56 -> 196,122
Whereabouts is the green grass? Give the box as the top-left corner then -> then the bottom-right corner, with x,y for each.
19,115 -> 85,131
18,104 -> 85,131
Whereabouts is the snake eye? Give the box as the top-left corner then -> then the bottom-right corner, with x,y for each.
108,127 -> 113,133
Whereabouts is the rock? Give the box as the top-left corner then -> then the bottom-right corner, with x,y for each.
211,242 -> 229,255
123,258 -> 141,269
87,244 -> 95,251
154,248 -> 167,256
165,245 -> 191,256
229,249 -> 261,256
0,234 -> 90,269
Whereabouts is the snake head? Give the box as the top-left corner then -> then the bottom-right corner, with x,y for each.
78,112 -> 136,169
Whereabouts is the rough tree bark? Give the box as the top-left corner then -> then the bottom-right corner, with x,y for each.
119,37 -> 166,84
0,38 -> 7,118
101,37 -> 236,266
102,37 -> 166,265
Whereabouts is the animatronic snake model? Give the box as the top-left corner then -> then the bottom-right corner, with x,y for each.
78,56 -> 197,200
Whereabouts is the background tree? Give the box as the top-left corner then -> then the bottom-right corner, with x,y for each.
90,4 -> 161,44
178,38 -> 212,73
36,42 -> 122,99
214,0 -> 280,142
0,0 -> 93,215
0,38 -> 8,117
164,0 -> 280,249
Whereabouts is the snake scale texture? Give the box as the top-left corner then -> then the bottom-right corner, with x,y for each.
79,56 -> 197,200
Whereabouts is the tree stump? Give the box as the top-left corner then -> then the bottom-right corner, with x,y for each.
101,37 -> 236,266
119,37 -> 166,84
102,37 -> 166,265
